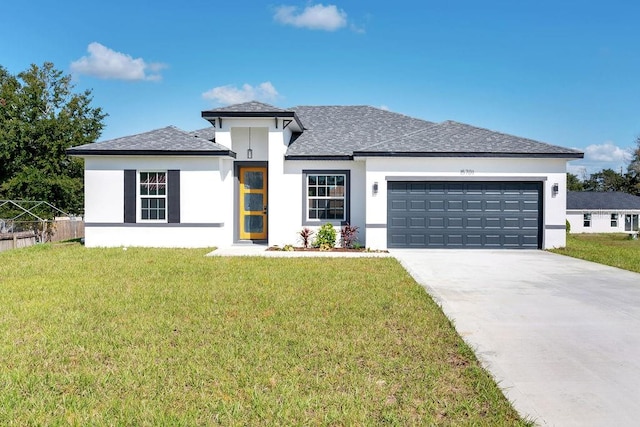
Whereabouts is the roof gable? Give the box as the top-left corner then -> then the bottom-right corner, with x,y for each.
567,191 -> 640,210
67,126 -> 235,157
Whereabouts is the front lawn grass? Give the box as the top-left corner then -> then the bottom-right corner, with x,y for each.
551,233 -> 640,273
0,243 -> 528,425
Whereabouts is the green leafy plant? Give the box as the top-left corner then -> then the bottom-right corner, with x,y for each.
566,219 -> 571,234
313,223 -> 336,248
298,227 -> 314,248
340,223 -> 359,248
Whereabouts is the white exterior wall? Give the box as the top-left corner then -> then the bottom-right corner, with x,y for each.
273,160 -> 367,247
567,210 -> 640,233
83,156 -> 234,248
362,157 -> 570,249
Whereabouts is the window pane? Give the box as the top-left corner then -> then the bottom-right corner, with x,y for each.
244,171 -> 263,190
308,175 -> 316,185
244,215 -> 264,233
318,176 -> 326,185
336,176 -> 344,186
244,194 -> 264,211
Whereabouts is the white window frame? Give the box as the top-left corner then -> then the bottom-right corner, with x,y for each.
302,170 -> 350,225
583,213 -> 591,228
138,171 -> 167,222
611,213 -> 618,227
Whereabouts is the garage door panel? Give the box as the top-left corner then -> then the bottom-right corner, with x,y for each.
387,181 -> 542,249
409,200 -> 426,211
447,200 -> 464,211
390,200 -> 406,211
429,217 -> 445,228
409,217 -> 426,228
429,200 -> 445,210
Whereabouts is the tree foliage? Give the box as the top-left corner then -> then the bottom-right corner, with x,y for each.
571,136 -> 640,196
0,62 -> 106,214
567,173 -> 584,191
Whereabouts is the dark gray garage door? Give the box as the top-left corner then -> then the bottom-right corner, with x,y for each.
387,181 -> 542,248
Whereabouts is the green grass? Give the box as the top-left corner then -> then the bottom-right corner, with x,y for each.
551,233 -> 640,273
0,243 -> 529,426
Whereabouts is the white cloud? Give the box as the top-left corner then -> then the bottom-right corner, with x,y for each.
569,141 -> 631,176
202,82 -> 279,105
583,141 -> 628,163
70,42 -> 167,81
274,4 -> 347,31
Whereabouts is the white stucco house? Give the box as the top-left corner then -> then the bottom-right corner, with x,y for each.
567,191 -> 640,233
67,101 -> 583,249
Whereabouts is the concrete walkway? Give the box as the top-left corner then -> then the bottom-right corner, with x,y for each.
391,249 -> 640,427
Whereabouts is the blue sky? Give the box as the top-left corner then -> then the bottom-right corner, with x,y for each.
2,1 -> 638,176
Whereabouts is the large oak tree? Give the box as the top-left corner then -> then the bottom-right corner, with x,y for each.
0,62 -> 106,214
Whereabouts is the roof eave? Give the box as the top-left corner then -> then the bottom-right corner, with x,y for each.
67,149 -> 237,158
284,154 -> 354,161
352,151 -> 585,159
201,111 -> 304,131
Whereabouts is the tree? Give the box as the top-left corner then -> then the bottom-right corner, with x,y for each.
627,136 -> 640,195
0,62 -> 106,213
567,173 -> 584,191
583,168 -> 627,192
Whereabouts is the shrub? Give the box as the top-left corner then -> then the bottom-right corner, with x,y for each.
298,227 -> 314,248
313,223 -> 336,248
340,223 -> 359,248
566,219 -> 571,233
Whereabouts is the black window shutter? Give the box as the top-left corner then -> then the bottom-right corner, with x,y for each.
168,170 -> 180,223
124,170 -> 136,223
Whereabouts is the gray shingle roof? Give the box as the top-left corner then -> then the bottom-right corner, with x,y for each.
285,105 -> 582,158
354,120 -> 583,157
567,192 -> 640,210
203,101 -> 288,113
67,126 -> 234,156
189,127 -> 216,141
286,106 -> 435,157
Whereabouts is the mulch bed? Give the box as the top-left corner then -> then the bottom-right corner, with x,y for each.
267,246 -> 388,253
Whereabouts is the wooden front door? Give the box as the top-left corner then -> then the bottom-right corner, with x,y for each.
239,166 -> 267,240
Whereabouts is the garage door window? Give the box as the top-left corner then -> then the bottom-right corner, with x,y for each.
303,170 -> 350,224
583,213 -> 591,227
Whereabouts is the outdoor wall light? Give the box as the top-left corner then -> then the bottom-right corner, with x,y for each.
552,183 -> 559,196
373,182 -> 379,195
247,148 -> 253,159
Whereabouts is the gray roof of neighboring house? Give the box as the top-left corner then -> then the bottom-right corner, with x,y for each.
567,191 -> 640,210
67,126 -> 235,157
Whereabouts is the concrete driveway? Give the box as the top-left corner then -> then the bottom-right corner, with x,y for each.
392,249 -> 640,427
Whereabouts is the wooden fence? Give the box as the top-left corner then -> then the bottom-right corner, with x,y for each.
0,218 -> 84,252
50,217 -> 85,242
0,231 -> 37,252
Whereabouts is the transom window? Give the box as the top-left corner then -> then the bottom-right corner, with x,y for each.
611,213 -> 618,227
139,172 -> 166,221
583,213 -> 591,228
307,174 -> 346,221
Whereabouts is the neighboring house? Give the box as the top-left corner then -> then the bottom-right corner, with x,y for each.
67,101 -> 583,249
567,191 -> 640,233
